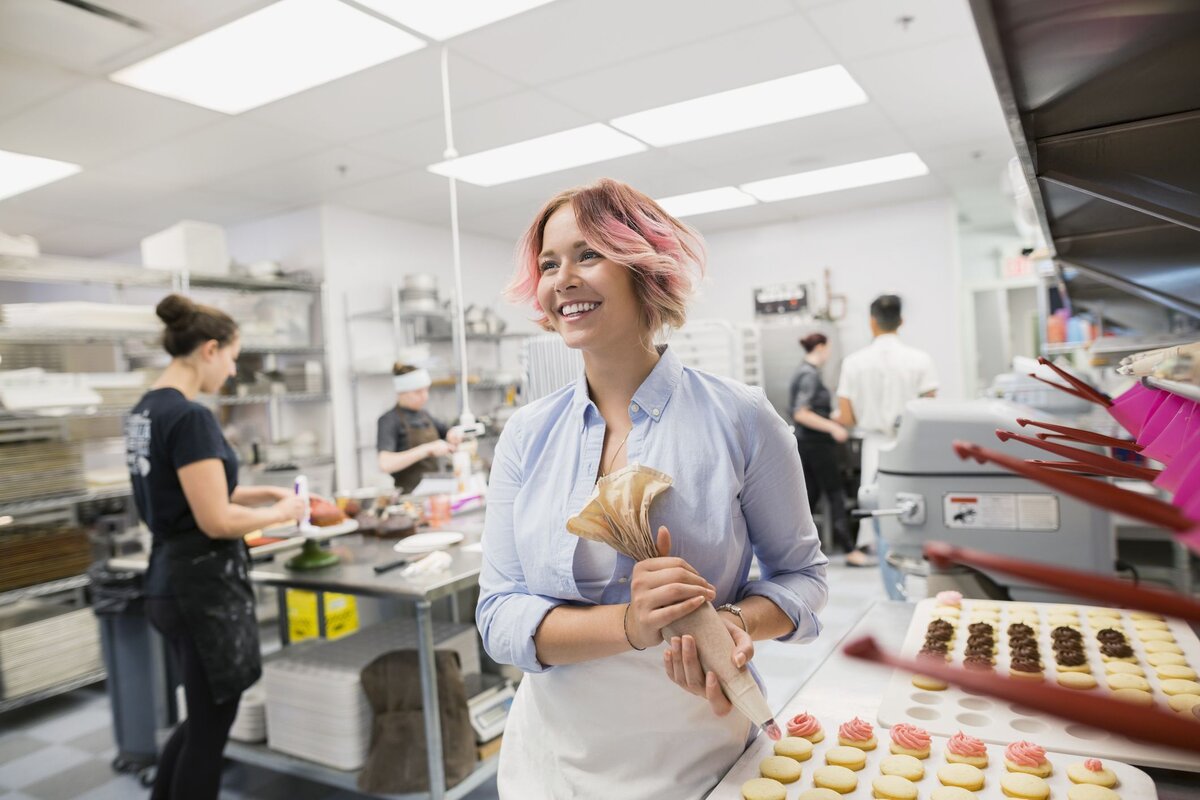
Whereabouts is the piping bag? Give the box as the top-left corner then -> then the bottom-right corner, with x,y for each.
294,474 -> 317,534
566,463 -> 781,740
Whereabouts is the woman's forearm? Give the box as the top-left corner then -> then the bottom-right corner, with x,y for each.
534,603 -> 633,666
378,444 -> 430,474
206,504 -> 292,540
793,408 -> 842,435
719,596 -> 795,641
231,485 -> 286,506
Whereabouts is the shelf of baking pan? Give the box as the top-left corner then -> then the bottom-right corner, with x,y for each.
0,485 -> 132,517
0,327 -> 323,356
0,573 -> 92,608
0,668 -> 108,715
0,254 -> 320,293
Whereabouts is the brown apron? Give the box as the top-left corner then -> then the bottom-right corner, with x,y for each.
391,410 -> 441,493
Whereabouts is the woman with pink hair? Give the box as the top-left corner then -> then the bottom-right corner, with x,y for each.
476,178 -> 828,797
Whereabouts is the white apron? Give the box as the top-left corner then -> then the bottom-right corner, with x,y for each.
497,646 -> 750,799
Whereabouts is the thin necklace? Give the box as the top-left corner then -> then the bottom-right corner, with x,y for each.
601,427 -> 632,478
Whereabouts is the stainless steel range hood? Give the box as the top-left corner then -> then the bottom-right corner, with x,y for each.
970,0 -> 1200,319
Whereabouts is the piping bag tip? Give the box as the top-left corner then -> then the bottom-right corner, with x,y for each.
764,720 -> 782,741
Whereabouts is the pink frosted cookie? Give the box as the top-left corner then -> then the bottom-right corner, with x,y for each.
935,590 -> 963,608
945,730 -> 988,768
889,722 -> 931,759
786,712 -> 825,743
1005,740 -> 1052,778
838,716 -> 877,750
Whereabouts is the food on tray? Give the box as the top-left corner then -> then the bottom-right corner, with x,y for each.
879,754 -> 924,781
1000,771 -> 1050,799
888,722 -> 931,759
1066,786 -> 1121,800
837,717 -> 877,750
871,774 -> 918,800
1066,758 -> 1118,788
1144,640 -> 1183,654
786,711 -> 825,743
1146,651 -> 1187,667
1111,687 -> 1154,706
1004,741 -> 1051,777
773,735 -> 813,762
741,777 -> 786,800
1007,622 -> 1035,638
1057,671 -> 1098,690
825,745 -> 867,770
309,496 -> 346,527
1105,673 -> 1150,692
1103,661 -> 1144,676
935,590 -> 963,608
813,764 -> 858,793
758,755 -> 802,784
911,672 -> 948,691
1167,692 -> 1200,713
945,731 -> 988,768
1132,619 -> 1169,631
797,788 -> 843,800
937,762 -> 985,791
1160,678 -> 1200,696
1135,629 -> 1175,643
1128,611 -> 1163,621
930,786 -> 976,800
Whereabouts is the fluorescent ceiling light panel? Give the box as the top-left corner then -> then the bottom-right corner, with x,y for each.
109,0 -> 426,114
656,187 -> 756,218
427,124 -> 646,187
740,153 -> 929,201
0,149 -> 81,201
353,0 -> 560,40
610,65 -> 867,147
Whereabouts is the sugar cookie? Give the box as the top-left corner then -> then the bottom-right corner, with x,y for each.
912,673 -> 948,691
1156,664 -> 1198,681
1133,619 -> 1169,631
938,762 -> 985,790
1111,687 -> 1154,706
759,755 -> 802,784
1146,651 -> 1187,667
872,774 -> 918,800
773,736 -> 813,762
797,789 -> 843,800
879,754 -> 924,781
1129,611 -> 1163,620
888,722 -> 931,759
1136,629 -> 1175,642
1004,741 -> 1051,777
1058,671 -> 1097,690
1161,678 -> 1200,696
1103,661 -> 1144,676
1167,693 -> 1200,713
825,745 -> 867,771
1067,785 -> 1121,800
931,787 -> 976,800
1066,759 -> 1118,787
742,777 -> 786,800
786,712 -> 826,743
1001,772 -> 1050,800
1105,672 -> 1150,692
1144,640 -> 1183,654
814,765 -> 858,794
837,717 -> 877,750
945,730 -> 988,768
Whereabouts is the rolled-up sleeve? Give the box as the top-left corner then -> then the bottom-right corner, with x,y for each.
475,414 -> 565,673
735,390 -> 829,643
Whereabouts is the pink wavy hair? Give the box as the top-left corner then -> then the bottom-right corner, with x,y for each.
505,178 -> 706,332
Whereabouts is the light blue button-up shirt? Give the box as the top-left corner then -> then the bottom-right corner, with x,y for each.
476,345 -> 829,674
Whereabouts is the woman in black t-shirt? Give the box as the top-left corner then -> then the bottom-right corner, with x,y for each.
788,333 -> 854,556
126,294 -> 306,800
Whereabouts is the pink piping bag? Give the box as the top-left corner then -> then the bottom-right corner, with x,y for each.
1139,398 -> 1196,463
1154,442 -> 1200,493
1110,382 -> 1166,436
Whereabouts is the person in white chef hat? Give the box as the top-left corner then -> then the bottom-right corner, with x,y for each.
376,363 -> 463,493
476,178 -> 828,799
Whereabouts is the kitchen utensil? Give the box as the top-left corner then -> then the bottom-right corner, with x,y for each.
392,531 -> 464,554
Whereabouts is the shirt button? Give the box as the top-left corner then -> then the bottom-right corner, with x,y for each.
618,576 -> 629,583
651,408 -> 660,417
630,403 -> 639,413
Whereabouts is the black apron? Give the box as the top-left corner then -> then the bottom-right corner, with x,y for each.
163,534 -> 261,706
392,411 -> 442,493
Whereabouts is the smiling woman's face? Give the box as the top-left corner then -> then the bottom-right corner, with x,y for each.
535,204 -> 646,354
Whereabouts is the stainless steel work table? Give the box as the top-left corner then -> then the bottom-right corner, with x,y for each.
709,602 -> 1199,800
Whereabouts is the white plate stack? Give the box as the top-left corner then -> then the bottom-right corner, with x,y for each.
263,618 -> 479,770
229,683 -> 267,743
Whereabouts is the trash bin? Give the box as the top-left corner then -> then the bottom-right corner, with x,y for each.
89,562 -> 159,786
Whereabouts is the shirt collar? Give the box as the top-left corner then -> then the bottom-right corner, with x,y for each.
570,344 -> 682,424
872,333 -> 901,346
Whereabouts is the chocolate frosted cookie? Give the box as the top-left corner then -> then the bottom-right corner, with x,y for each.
1096,628 -> 1126,644
967,622 -> 994,636
1010,656 -> 1042,673
1055,649 -> 1087,667
1100,642 -> 1134,659
1007,623 -> 1035,638
963,654 -> 994,670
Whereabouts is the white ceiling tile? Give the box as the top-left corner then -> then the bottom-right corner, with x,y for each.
245,49 -> 519,142
451,0 -> 795,85
204,146 -> 407,203
103,117 -> 327,187
901,113 -> 1011,153
95,0 -> 272,34
918,139 -> 1015,175
539,14 -> 837,121
0,0 -> 153,74
36,221 -> 152,258
0,52 -> 84,120
0,208 -> 77,237
0,80 -> 221,166
114,188 -> 295,231
804,0 -> 975,61
352,91 -> 594,166
848,36 -> 1001,129
0,169 -> 179,224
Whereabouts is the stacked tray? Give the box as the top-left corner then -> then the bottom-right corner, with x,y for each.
0,440 -> 84,503
263,618 -> 478,770
0,525 -> 93,593
0,603 -> 102,700
230,683 -> 267,743
709,713 -> 1157,799
880,598 -> 1200,770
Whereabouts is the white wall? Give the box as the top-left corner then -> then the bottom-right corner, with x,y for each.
694,197 -> 966,400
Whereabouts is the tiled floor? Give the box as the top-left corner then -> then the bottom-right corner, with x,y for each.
0,561 -> 885,799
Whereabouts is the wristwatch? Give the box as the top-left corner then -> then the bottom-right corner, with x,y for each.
716,603 -> 748,633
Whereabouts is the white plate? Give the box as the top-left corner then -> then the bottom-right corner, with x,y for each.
393,531 -> 465,554
298,518 -> 359,540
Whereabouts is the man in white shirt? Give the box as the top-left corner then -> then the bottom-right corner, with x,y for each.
836,295 -> 937,591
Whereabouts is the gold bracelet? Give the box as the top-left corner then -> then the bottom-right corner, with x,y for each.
623,603 -> 646,651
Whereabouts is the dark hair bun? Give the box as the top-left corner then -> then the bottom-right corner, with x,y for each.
156,293 -> 197,328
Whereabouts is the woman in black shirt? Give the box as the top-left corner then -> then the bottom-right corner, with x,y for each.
126,294 -> 305,800
788,333 -> 854,556
376,362 -> 462,492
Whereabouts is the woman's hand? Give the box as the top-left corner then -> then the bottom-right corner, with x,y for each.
663,614 -> 755,717
424,439 -> 454,458
625,526 -> 715,650
272,494 -> 308,525
831,423 -> 849,444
